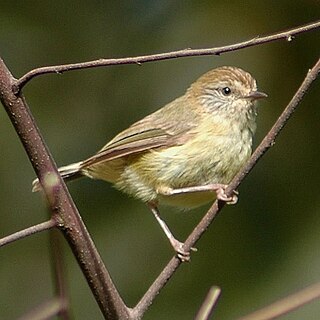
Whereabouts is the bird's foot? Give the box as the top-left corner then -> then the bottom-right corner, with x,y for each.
170,238 -> 197,262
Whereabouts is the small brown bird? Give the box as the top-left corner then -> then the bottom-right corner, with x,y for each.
33,66 -> 267,260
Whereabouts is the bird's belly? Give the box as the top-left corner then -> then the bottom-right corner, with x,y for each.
116,132 -> 252,208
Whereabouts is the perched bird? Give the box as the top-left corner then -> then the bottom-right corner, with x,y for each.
33,66 -> 267,260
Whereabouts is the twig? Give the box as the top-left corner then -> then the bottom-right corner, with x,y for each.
134,58 -> 320,317
0,58 -> 130,320
17,297 -> 65,320
0,219 -> 57,247
237,282 -> 320,320
49,229 -> 72,320
195,286 -> 221,320
13,20 -> 320,93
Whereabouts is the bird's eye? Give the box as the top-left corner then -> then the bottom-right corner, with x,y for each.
222,87 -> 231,95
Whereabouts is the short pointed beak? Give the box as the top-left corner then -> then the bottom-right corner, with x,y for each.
245,91 -> 268,100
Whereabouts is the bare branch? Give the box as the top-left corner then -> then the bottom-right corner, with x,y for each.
134,58 -> 320,318
187,56 -> 320,248
0,219 -> 56,247
0,58 -> 130,320
227,57 -> 320,193
49,230 -> 72,320
13,20 -> 320,93
237,282 -> 320,320
17,297 -> 65,320
195,286 -> 221,320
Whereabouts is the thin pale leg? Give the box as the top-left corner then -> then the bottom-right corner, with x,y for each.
158,183 -> 238,204
148,203 -> 193,262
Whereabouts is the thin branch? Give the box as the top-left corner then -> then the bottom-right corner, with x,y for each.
13,20 -> 320,93
17,297 -> 65,320
227,57 -> 320,194
49,229 -> 72,320
0,58 -> 130,320
134,58 -> 320,318
0,219 -> 56,247
195,286 -> 221,320
237,282 -> 320,320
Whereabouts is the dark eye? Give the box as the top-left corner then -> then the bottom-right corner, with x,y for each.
222,87 -> 231,95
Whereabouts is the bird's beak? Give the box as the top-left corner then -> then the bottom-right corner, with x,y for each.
244,91 -> 268,100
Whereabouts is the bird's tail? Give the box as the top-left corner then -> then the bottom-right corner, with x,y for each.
32,161 -> 83,192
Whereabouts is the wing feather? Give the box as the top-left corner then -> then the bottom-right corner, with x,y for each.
82,96 -> 200,168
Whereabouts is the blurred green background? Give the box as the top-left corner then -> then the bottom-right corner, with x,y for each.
1,2 -> 320,319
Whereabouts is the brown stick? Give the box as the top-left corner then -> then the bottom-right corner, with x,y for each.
134,58 -> 320,317
237,282 -> 320,320
0,58 -> 130,320
17,297 -> 65,320
0,219 -> 57,247
49,229 -> 72,320
195,286 -> 221,320
13,20 -> 320,93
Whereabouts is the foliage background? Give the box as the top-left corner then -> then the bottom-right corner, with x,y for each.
0,2 -> 319,319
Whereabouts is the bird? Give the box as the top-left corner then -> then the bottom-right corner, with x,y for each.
33,66 -> 267,260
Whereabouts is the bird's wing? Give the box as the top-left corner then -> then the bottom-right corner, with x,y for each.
82,98 -> 199,168
82,128 -> 173,167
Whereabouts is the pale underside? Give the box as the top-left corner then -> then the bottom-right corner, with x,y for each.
80,96 -> 254,208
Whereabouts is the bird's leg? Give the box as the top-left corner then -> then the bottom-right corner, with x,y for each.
147,203 -> 195,262
158,184 -> 238,204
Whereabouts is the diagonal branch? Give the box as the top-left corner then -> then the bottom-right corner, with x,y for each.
227,57 -> 320,194
49,229 -> 72,320
195,286 -> 221,320
133,58 -> 320,318
0,219 -> 57,247
17,297 -> 65,320
237,282 -> 320,320
0,58 -> 130,320
13,20 -> 320,93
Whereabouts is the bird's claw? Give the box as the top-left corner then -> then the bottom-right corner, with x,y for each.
215,185 -> 238,204
170,238 -> 197,262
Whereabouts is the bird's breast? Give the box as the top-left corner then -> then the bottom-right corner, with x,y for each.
116,120 -> 254,208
